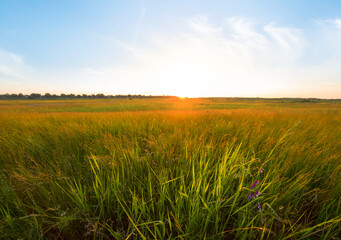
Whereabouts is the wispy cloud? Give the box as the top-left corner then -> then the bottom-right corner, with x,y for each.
316,18 -> 341,29
264,23 -> 302,48
0,49 -> 29,79
63,16 -> 341,97
187,15 -> 222,35
1,16 -> 341,98
0,49 -> 41,93
112,38 -> 139,53
93,16 -> 305,97
139,6 -> 146,20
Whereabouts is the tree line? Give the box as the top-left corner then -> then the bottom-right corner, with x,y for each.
0,93 -> 169,100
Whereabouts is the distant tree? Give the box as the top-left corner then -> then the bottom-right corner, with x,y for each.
29,93 -> 41,99
44,93 -> 52,98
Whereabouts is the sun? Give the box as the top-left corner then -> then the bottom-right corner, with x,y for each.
157,60 -> 214,98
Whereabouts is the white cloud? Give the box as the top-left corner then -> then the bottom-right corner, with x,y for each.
187,15 -> 222,35
264,23 -> 302,48
0,49 -> 29,79
139,6 -> 146,20
0,49 -> 40,93
89,17 -> 306,97
334,19 -> 341,29
225,18 -> 267,47
1,16 -> 341,98
62,16 -> 340,98
316,18 -> 341,29
0,49 -> 71,94
112,38 -> 139,53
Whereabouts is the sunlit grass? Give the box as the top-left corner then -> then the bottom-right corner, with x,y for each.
0,99 -> 340,239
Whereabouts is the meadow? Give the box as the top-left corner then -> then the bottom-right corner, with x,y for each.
0,98 -> 340,239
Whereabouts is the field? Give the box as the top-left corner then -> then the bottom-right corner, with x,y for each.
0,98 -> 340,239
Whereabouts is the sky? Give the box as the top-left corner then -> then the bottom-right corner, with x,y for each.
1,0 -> 341,98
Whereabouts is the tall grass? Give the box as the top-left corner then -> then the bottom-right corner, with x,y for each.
0,100 -> 340,239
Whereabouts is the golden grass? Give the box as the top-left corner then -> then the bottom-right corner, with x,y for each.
0,98 -> 340,239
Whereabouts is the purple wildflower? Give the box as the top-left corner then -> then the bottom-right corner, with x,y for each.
247,193 -> 254,200
254,190 -> 260,199
257,202 -> 261,211
259,168 -> 264,173
250,180 -> 260,189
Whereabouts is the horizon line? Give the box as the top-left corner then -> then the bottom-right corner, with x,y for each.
1,93 -> 341,100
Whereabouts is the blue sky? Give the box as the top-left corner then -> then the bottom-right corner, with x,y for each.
1,0 -> 341,98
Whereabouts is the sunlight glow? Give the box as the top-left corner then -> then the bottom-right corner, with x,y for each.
1,7 -> 341,98
157,60 -> 215,98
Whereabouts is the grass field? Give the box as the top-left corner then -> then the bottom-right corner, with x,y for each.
0,98 -> 340,239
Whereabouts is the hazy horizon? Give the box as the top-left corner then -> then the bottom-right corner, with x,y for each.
2,92 -> 341,100
1,1 -> 341,98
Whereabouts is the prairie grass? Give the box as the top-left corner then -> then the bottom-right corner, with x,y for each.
0,98 -> 340,239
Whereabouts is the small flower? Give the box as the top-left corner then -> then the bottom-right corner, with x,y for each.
250,180 -> 260,189
257,202 -> 262,211
247,193 -> 254,200
254,190 -> 260,199
259,168 -> 264,173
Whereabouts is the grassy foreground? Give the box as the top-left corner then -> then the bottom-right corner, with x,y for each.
0,98 -> 340,239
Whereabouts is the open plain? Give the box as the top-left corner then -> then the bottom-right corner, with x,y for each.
0,98 -> 340,239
